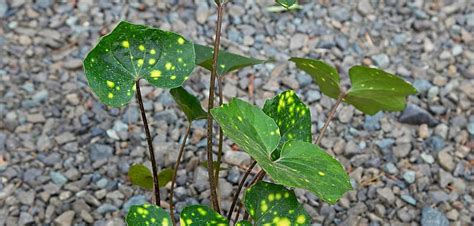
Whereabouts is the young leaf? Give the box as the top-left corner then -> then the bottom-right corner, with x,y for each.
180,205 -> 229,226
129,164 -> 173,189
194,43 -> 266,76
276,0 -> 296,9
289,57 -> 341,99
83,21 -> 195,107
126,204 -> 172,226
244,181 -> 310,225
211,99 -> 351,204
170,87 -> 207,121
344,66 -> 417,115
263,90 -> 311,157
128,164 -> 153,190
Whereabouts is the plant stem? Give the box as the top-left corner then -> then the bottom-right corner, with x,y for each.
233,202 -> 243,223
227,161 -> 257,220
135,79 -> 161,206
206,1 -> 225,212
315,93 -> 345,146
169,123 -> 191,225
215,77 -> 224,184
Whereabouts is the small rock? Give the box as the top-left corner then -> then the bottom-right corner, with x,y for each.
63,59 -> 83,70
383,162 -> 398,174
393,143 -> 411,158
364,112 -> 383,131
97,203 -> 118,214
421,207 -> 449,226
467,122 -> 474,135
357,0 -> 374,16
377,187 -> 395,204
224,150 -> 251,166
55,132 -> 76,145
437,151 -> 455,172
427,136 -> 444,152
403,170 -> 416,184
193,167 -> 209,192
371,54 -> 390,68
123,195 -> 147,212
195,3 -> 209,24
0,0 -> 7,18
451,45 -> 463,56
400,194 -> 417,206
399,104 -> 438,126
90,144 -> 113,160
418,124 -> 429,139
19,212 -> 34,225
338,106 -> 353,123
50,171 -> 68,186
413,79 -> 433,93
54,211 -> 75,226
289,33 -> 307,50
420,152 -> 435,164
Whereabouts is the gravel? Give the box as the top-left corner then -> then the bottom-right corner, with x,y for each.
0,1 -> 472,225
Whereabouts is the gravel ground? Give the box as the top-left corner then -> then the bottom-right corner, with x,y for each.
1,0 -> 473,225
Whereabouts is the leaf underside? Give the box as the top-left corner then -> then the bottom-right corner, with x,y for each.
211,99 -> 351,204
170,87 -> 207,121
180,205 -> 229,226
244,181 -> 310,225
344,66 -> 418,115
83,21 -> 195,107
126,204 -> 171,226
262,90 -> 311,159
194,43 -> 266,76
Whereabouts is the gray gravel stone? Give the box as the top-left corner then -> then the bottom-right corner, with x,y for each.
399,104 -> 438,126
421,207 -> 449,226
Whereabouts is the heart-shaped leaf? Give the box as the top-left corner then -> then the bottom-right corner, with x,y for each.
211,99 -> 351,204
263,90 -> 311,157
83,21 -> 195,107
244,181 -> 310,225
276,0 -> 296,8
344,66 -> 417,115
170,87 -> 207,121
235,221 -> 252,226
289,57 -> 341,99
128,164 -> 173,190
180,205 -> 229,226
194,43 -> 266,76
126,204 -> 171,226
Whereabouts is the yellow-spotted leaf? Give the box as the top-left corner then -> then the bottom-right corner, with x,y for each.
276,0 -> 296,8
344,66 -> 417,115
194,44 -> 266,76
83,21 -> 195,107
170,87 -> 207,122
211,99 -> 351,204
263,90 -> 311,159
126,204 -> 171,226
244,181 -> 310,225
128,164 -> 173,190
290,57 -> 341,99
235,221 -> 252,226
180,205 -> 229,226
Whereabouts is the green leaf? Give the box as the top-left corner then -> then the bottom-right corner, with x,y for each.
344,66 -> 417,115
263,90 -> 311,159
129,164 -> 173,189
126,204 -> 172,226
235,221 -> 252,226
276,0 -> 296,8
180,205 -> 229,226
84,21 -> 195,107
290,57 -> 341,99
170,87 -> 207,121
211,99 -> 351,204
244,181 -> 310,225
194,43 -> 266,76
267,3 -> 303,12
128,164 -> 153,190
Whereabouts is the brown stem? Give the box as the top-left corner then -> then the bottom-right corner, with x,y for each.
206,2 -> 225,212
215,77 -> 224,185
135,79 -> 161,206
315,93 -> 345,145
227,161 -> 257,220
233,202 -> 243,223
242,170 -> 266,221
169,123 -> 191,225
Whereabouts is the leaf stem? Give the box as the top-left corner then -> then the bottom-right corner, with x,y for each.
315,93 -> 345,145
227,160 -> 257,220
169,123 -> 192,225
215,77 -> 224,185
135,79 -> 161,206
206,1 -> 225,212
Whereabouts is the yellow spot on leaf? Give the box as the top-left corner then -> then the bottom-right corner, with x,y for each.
268,194 -> 275,201
296,215 -> 306,224
148,58 -> 156,65
197,208 -> 207,216
139,45 -> 145,51
150,49 -> 156,55
177,37 -> 185,45
122,40 -> 129,48
260,200 -> 268,212
165,62 -> 173,70
151,70 -> 162,78
162,218 -> 168,226
178,57 -> 183,62
319,171 -> 326,176
132,84 -> 136,91
170,75 -> 177,80
106,80 -> 115,88
116,86 -> 121,91
108,93 -> 114,99
137,59 -> 144,66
